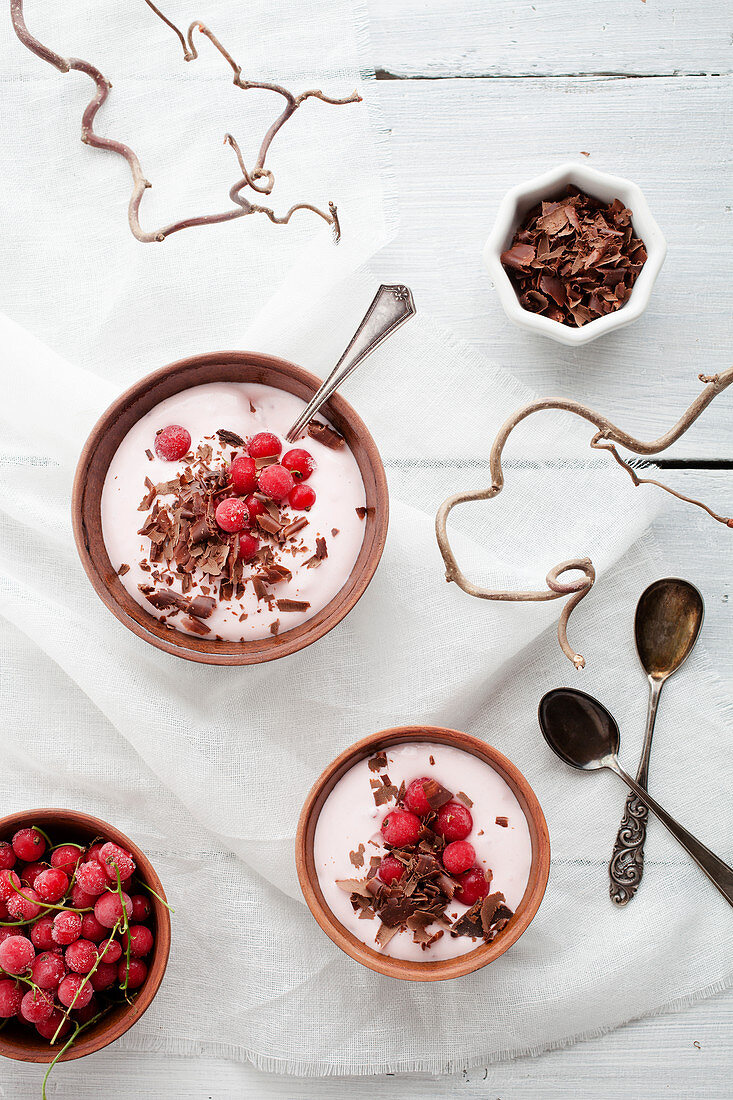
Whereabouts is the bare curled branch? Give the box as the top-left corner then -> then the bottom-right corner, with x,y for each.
10,0 -> 361,242
436,368 -> 733,668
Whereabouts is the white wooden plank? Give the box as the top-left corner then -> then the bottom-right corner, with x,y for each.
372,76 -> 733,459
368,0 -> 732,78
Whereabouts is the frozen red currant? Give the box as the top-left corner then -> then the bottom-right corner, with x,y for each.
215,497 -> 248,533
0,935 -> 35,975
98,937 -> 123,964
122,924 -> 154,958
12,828 -> 46,862
52,911 -> 82,946
0,978 -> 23,1018
0,869 -> 20,902
31,916 -> 55,951
288,483 -> 316,511
380,809 -> 422,847
248,432 -> 281,459
76,861 -> 107,896
31,951 -> 66,990
403,778 -> 433,816
74,995 -> 100,1025
435,801 -> 473,842
154,424 -> 191,461
120,958 -> 148,990
70,884 -> 96,910
130,894 -> 151,922
65,939 -> 99,974
81,913 -> 107,942
51,844 -> 82,877
99,843 -> 136,885
442,840 -> 476,875
244,494 -> 267,522
86,843 -> 106,865
238,532 -> 260,561
58,973 -> 93,1009
94,890 -> 132,929
21,988 -> 54,1024
377,856 -> 404,885
36,1008 -> 71,1040
91,961 -> 119,992
281,448 -> 315,481
34,867 -> 69,904
0,842 -> 16,870
454,866 -> 490,906
258,463 -> 294,501
20,862 -> 46,888
230,455 -> 258,495
7,886 -> 42,921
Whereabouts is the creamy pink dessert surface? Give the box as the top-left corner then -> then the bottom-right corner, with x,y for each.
314,741 -> 532,962
101,381 -> 367,642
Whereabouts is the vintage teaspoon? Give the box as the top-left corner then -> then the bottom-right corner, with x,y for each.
538,688 -> 733,907
285,284 -> 416,443
609,578 -> 704,905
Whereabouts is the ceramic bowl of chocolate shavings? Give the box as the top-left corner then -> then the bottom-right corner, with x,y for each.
484,162 -> 667,346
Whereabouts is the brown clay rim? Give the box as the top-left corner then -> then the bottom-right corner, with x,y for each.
72,351 -> 389,665
296,726 -> 551,983
0,809 -> 171,1063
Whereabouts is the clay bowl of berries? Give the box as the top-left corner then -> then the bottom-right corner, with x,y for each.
0,809 -> 171,1064
72,351 -> 389,664
296,726 -> 550,982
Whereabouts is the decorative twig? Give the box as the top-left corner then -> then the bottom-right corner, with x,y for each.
10,0 -> 361,242
436,368 -> 733,669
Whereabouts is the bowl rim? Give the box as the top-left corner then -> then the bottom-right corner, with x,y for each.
0,808 -> 171,1063
296,726 -> 551,982
483,161 -> 667,346
71,350 -> 389,665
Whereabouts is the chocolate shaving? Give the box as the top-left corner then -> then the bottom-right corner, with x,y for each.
269,619 -> 280,636
281,517 -> 309,540
216,429 -> 245,446
349,844 -> 365,868
188,595 -> 217,620
307,420 -> 345,450
331,527 -> 339,537
456,791 -> 473,808
501,186 -> 647,327
368,752 -> 388,772
256,514 -> 282,536
375,922 -> 399,948
144,589 -> 189,613
495,816 -> 509,827
145,448 -> 154,461
117,563 -> 130,577
252,578 -> 270,602
315,537 -> 328,560
276,598 -> 311,612
421,779 -> 453,812
355,506 -> 367,520
181,615 -> 210,636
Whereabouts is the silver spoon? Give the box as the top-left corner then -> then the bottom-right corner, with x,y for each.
609,578 -> 704,905
538,688 -> 733,907
285,284 -> 416,443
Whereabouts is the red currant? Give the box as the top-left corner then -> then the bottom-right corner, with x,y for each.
248,432 -> 281,459
31,916 -> 55,951
154,424 -> 191,461
380,809 -> 422,847
7,887 -> 42,921
73,994 -> 100,1025
230,455 -> 258,494
99,843 -> 136,885
20,862 -> 46,888
403,778 -> 433,816
215,497 -> 248,533
81,913 -> 107,943
130,895 -> 151,923
12,828 -> 46,862
0,978 -> 23,1018
76,861 -> 107,896
0,842 -> 16,870
454,866 -> 490,906
377,856 -> 404,885
244,494 -> 267,522
0,870 -> 20,903
238,532 -> 260,561
51,845 -> 83,877
435,801 -> 473,842
52,911 -> 82,946
281,448 -> 315,481
86,843 -> 106,865
0,928 -> 20,946
70,884 -> 96,910
0,935 -> 35,975
94,890 -> 132,929
31,951 -> 66,990
258,463 -> 294,501
21,988 -> 54,1024
91,961 -> 118,992
65,939 -> 99,974
442,841 -> 476,875
34,868 -> 69,904
98,937 -> 122,964
36,1008 -> 71,1040
288,483 -> 316,511
58,973 -> 93,1009
120,958 -> 148,990
122,924 -> 154,958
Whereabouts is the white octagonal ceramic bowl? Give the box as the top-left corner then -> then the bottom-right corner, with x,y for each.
483,162 -> 667,347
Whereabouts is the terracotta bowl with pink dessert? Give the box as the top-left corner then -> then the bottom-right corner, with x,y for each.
296,726 -> 550,982
72,351 -> 388,664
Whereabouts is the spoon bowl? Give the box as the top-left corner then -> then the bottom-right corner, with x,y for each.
538,688 -> 619,770
635,578 -> 704,681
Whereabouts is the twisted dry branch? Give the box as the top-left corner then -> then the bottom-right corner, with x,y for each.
10,0 -> 361,242
436,368 -> 733,669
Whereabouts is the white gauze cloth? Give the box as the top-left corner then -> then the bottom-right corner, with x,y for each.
0,282 -> 731,1074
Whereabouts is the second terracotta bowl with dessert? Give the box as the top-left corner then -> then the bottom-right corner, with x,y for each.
296,726 -> 550,982
0,808 -> 170,1064
73,351 -> 389,664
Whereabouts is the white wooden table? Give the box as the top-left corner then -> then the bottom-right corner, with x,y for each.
5,1 -> 731,1096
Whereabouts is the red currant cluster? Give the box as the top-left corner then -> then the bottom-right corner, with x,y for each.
379,778 -> 491,907
154,426 -> 317,562
0,826 -> 155,1045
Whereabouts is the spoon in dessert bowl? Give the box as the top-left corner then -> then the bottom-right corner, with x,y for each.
609,578 -> 704,905
285,284 -> 416,443
538,688 -> 733,907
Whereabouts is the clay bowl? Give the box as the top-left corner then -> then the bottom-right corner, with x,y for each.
0,809 -> 171,1063
296,726 -> 551,982
72,351 -> 389,664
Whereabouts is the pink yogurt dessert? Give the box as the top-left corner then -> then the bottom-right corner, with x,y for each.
101,382 -> 367,642
314,741 -> 532,962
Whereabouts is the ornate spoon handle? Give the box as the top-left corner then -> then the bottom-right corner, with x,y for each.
285,284 -> 416,442
609,677 -> 662,905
